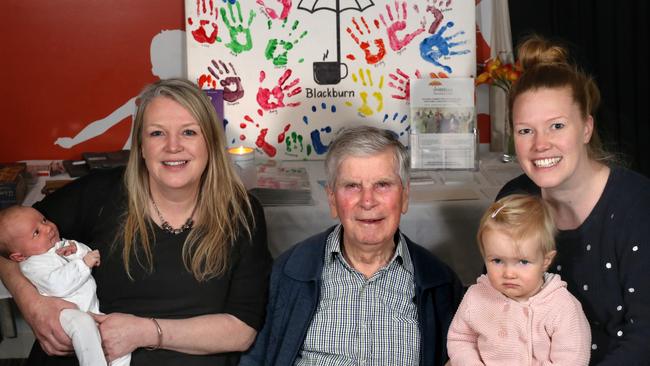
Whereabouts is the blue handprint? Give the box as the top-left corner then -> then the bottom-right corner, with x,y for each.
419,21 -> 469,73
302,103 -> 337,155
382,112 -> 410,143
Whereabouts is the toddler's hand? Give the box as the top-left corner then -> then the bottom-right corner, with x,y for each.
83,250 -> 101,268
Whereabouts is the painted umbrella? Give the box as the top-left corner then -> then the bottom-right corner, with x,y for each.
298,0 -> 375,63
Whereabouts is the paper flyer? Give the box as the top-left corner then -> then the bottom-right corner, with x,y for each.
409,78 -> 477,170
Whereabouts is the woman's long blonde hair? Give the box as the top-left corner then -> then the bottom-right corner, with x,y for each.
122,78 -> 253,281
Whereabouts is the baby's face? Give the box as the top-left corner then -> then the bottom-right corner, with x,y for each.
10,207 -> 61,257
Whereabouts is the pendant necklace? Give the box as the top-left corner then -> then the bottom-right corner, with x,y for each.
150,197 -> 196,235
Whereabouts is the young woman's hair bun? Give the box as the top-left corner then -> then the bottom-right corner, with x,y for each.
517,35 -> 569,71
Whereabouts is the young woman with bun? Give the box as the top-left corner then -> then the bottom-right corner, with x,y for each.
497,35 -> 650,365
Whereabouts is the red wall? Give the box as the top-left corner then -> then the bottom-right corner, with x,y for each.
0,0 -> 184,161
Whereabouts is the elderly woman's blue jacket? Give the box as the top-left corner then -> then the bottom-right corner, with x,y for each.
239,226 -> 464,366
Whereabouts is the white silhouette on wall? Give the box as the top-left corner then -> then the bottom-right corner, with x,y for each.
54,29 -> 186,149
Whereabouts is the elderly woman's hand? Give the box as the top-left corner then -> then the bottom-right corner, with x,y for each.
24,296 -> 76,355
92,313 -> 155,361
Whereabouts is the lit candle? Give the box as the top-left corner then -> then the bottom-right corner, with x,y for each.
227,146 -> 256,189
227,146 -> 255,162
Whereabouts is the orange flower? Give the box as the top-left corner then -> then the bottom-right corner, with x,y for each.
476,54 -> 521,93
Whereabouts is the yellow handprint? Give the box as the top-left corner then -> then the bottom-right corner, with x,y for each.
345,68 -> 384,116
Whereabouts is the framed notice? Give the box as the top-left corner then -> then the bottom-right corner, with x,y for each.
409,77 -> 477,170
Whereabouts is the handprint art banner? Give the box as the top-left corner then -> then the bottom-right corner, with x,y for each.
186,0 -> 475,160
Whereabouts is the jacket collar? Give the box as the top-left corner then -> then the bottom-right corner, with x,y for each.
283,226 -> 336,282
405,236 -> 457,290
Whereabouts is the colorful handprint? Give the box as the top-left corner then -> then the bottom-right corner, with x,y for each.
310,126 -> 333,155
345,69 -> 385,117
387,68 -> 412,101
237,114 -> 278,157
197,74 -> 217,89
382,112 -> 410,137
346,16 -> 387,65
285,131 -> 306,154
302,103 -> 338,155
265,19 -> 308,66
379,1 -> 425,52
208,59 -> 244,102
257,0 -> 292,20
256,69 -> 302,111
220,1 -> 256,54
188,0 -> 220,44
419,0 -> 453,35
256,127 -> 278,157
419,21 -> 469,73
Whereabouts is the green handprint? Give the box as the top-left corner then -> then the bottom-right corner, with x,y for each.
265,19 -> 308,66
285,131 -> 305,153
220,1 -> 256,54
345,68 -> 385,116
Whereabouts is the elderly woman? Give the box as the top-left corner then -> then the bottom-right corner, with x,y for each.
498,36 -> 650,365
0,78 -> 272,365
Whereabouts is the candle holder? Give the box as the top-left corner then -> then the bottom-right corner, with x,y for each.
227,146 -> 256,189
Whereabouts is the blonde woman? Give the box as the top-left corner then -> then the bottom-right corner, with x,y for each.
0,78 -> 272,366
498,35 -> 650,365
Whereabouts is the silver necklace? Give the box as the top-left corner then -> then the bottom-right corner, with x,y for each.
150,198 -> 196,235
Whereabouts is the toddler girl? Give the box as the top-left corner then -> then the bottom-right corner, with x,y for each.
447,194 -> 590,365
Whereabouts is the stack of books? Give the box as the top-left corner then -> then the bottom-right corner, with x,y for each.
249,162 -> 313,206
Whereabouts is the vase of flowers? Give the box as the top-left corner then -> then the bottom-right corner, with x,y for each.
476,54 -> 522,162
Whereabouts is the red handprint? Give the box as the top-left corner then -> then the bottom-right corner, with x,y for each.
420,0 -> 452,35
380,1 -> 425,52
188,0 -> 220,44
346,16 -> 387,65
256,69 -> 302,111
388,68 -> 411,100
257,0 -> 292,20
198,74 -> 218,89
